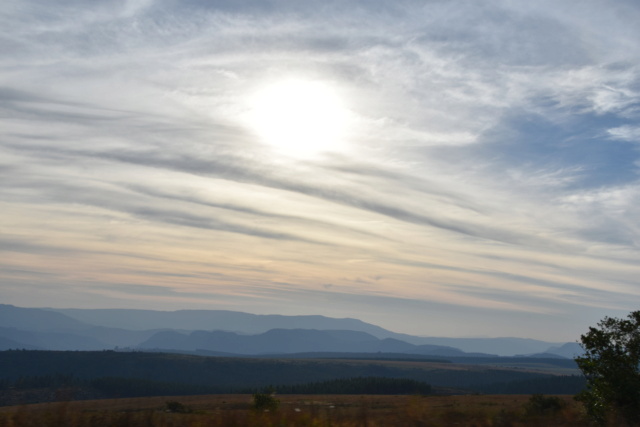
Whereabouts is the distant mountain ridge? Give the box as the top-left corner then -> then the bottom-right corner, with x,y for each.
0,304 -> 88,331
0,304 -> 577,357
137,328 -> 477,356
47,307 -> 394,338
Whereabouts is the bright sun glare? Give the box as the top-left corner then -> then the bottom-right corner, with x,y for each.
249,79 -> 349,158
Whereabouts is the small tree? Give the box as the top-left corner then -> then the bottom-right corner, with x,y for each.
575,311 -> 640,425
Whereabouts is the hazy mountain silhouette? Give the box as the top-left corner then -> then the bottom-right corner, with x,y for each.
137,328 -> 494,356
48,307 -> 395,337
139,329 -> 394,354
0,304 -> 577,357
0,334 -> 40,350
544,342 -> 583,358
410,336 -> 568,356
0,325 -> 110,350
0,304 -> 88,331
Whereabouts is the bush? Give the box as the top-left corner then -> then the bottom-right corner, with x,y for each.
165,400 -> 191,413
251,392 -> 280,411
524,394 -> 564,416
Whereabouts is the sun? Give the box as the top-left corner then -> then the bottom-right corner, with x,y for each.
248,79 -> 349,158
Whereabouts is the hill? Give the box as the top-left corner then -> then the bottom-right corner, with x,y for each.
0,305 -> 577,357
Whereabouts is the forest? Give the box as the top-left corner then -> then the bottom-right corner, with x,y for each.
0,350 -> 584,406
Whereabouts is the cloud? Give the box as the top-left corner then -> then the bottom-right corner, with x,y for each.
608,125 -> 640,143
2,0 -> 640,340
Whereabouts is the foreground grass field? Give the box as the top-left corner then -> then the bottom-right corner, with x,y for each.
0,393 -> 590,426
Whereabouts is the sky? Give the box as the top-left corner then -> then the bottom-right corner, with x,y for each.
2,0 -> 640,341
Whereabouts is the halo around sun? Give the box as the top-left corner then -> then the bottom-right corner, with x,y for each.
247,79 -> 350,158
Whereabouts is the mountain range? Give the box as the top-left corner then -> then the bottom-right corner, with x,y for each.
0,304 -> 583,358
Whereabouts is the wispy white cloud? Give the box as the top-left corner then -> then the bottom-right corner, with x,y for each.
608,125 -> 640,143
2,0 -> 640,340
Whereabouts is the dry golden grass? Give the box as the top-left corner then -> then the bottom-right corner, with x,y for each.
0,393 -> 590,427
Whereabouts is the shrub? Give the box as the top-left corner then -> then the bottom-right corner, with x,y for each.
165,400 -> 191,413
524,394 -> 564,416
252,392 -> 280,411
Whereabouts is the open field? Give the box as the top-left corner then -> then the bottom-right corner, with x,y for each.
0,393 -> 589,426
